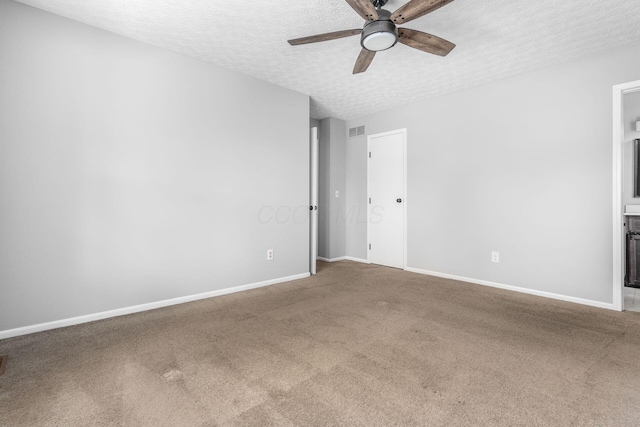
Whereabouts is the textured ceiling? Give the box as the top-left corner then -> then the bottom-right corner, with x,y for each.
14,0 -> 640,120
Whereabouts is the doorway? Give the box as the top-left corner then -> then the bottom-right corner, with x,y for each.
613,80 -> 640,311
367,129 -> 407,269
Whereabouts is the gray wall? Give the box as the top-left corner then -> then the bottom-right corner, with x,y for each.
346,135 -> 368,260
0,0 -> 310,331
329,119 -> 347,259
346,43 -> 640,304
317,118 -> 347,259
623,91 -> 640,207
318,119 -> 331,258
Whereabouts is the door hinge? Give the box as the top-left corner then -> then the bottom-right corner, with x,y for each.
369,197 -> 371,204
369,243 -> 371,250
369,152 -> 371,158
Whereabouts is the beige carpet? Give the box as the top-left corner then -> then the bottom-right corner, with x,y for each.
2,261 -> 640,426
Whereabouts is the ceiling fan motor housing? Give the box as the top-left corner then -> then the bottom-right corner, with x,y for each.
370,0 -> 389,7
361,9 -> 398,52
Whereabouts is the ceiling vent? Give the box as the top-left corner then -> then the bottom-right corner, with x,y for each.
348,126 -> 366,138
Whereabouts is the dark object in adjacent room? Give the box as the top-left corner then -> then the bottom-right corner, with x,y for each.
626,215 -> 640,288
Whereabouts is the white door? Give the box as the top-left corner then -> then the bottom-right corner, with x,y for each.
310,127 -> 319,274
368,129 -> 406,269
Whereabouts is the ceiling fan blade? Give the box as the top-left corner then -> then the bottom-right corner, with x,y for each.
353,48 -> 376,74
398,28 -> 455,56
288,29 -> 362,46
391,0 -> 455,25
345,0 -> 379,21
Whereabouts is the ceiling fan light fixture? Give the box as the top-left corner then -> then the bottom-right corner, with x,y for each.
362,31 -> 397,51
361,17 -> 398,52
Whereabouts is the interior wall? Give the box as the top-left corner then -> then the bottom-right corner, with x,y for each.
329,119 -> 347,259
346,43 -> 640,305
0,0 -> 310,332
318,119 -> 331,259
317,117 -> 347,260
345,134 -> 368,260
623,91 -> 640,207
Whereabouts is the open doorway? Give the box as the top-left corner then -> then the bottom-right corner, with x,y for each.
613,80 -> 640,311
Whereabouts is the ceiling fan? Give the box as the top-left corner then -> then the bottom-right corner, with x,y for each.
288,0 -> 457,74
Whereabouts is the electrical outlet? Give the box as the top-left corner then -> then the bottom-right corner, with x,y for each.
491,251 -> 500,263
267,249 -> 274,261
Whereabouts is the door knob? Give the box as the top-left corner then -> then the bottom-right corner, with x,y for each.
396,198 -> 402,203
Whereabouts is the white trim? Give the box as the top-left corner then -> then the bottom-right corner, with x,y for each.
310,127 -> 319,275
317,256 -> 347,262
613,84 -> 623,311
367,137 -> 370,263
367,128 -> 408,269
405,267 -> 615,311
345,256 -> 370,264
403,130 -> 408,270
0,272 -> 310,340
612,80 -> 640,312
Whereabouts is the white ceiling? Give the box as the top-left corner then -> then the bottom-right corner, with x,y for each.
14,0 -> 640,120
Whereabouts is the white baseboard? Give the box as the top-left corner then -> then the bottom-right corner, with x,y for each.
404,267 -> 616,311
317,256 -> 346,262
345,256 -> 370,264
0,272 -> 311,340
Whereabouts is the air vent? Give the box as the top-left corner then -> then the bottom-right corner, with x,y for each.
348,125 -> 366,138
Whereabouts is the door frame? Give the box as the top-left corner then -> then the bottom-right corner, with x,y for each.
367,128 -> 408,269
613,80 -> 640,311
310,127 -> 319,275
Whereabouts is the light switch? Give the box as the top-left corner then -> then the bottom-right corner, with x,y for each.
335,190 -> 339,198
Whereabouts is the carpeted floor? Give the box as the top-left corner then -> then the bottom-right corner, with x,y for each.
2,261 -> 640,426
